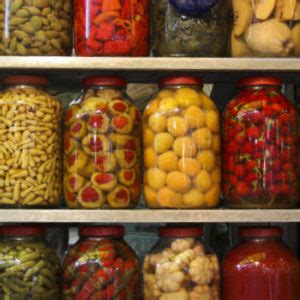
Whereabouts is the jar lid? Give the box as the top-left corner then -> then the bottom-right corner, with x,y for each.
2,75 -> 49,86
238,226 -> 283,238
159,226 -> 203,238
79,226 -> 125,237
237,76 -> 282,88
159,75 -> 203,87
82,76 -> 127,88
0,225 -> 45,236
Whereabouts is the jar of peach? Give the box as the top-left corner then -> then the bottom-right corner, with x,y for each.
143,76 -> 221,208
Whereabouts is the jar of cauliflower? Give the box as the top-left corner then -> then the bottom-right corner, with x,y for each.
143,226 -> 220,300
143,75 -> 221,208
231,0 -> 300,57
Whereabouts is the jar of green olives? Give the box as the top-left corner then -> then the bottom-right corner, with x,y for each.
152,0 -> 231,57
0,225 -> 61,299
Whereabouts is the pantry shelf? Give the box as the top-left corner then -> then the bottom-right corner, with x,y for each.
0,209 -> 298,223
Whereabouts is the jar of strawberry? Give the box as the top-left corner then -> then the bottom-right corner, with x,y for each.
223,76 -> 298,208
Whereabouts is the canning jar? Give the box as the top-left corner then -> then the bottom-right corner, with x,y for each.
222,226 -> 299,300
0,0 -> 72,56
231,0 -> 300,57
143,226 -> 220,299
0,75 -> 62,208
152,0 -> 230,57
64,76 -> 142,209
74,0 -> 150,56
63,226 -> 140,300
0,225 -> 61,299
143,76 -> 221,208
223,76 -> 298,208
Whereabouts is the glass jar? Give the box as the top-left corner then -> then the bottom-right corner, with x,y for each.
0,0 -> 72,56
231,0 -> 300,57
63,226 -> 140,300
223,76 -> 298,208
0,225 -> 61,299
64,76 -> 142,209
143,226 -> 220,299
74,0 -> 150,56
222,226 -> 299,300
0,75 -> 62,207
152,0 -> 230,57
143,76 -> 221,208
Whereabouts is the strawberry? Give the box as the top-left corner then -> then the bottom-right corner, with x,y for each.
235,132 -> 245,144
246,172 -> 259,182
246,126 -> 261,139
276,171 -> 289,183
282,162 -> 293,171
234,123 -> 244,132
255,141 -> 265,152
263,105 -> 273,117
253,151 -> 263,159
265,172 -> 274,186
245,160 -> 257,171
271,103 -> 283,114
269,184 -> 280,194
280,184 -> 290,194
249,110 -> 264,124
229,175 -> 238,185
271,160 -> 281,171
236,182 -> 249,197
235,164 -> 246,178
265,128 -> 276,142
227,155 -> 236,172
279,112 -> 290,124
228,141 -> 240,154
242,142 -> 254,154
280,150 -> 290,161
226,129 -> 236,141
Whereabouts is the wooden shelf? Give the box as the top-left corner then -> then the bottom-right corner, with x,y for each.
0,209 -> 298,223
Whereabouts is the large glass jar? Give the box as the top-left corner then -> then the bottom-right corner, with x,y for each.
0,0 -> 72,56
223,76 -> 298,208
74,0 -> 150,56
63,226 -> 140,300
152,0 -> 230,57
0,75 -> 62,207
0,225 -> 61,299
143,226 -> 220,299
231,0 -> 300,57
143,76 -> 221,208
222,226 -> 299,300
64,76 -> 142,209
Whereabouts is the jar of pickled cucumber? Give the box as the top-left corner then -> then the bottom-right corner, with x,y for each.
143,76 -> 221,208
63,226 -> 140,300
64,76 -> 142,209
0,0 -> 72,56
223,77 -> 298,208
0,75 -> 62,208
143,226 -> 220,299
0,225 -> 61,299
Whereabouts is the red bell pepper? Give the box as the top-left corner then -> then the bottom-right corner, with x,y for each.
104,40 -> 132,55
121,0 -> 132,19
96,22 -> 115,41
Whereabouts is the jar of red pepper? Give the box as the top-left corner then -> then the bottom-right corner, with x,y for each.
74,0 -> 150,56
223,76 -> 298,208
63,225 -> 140,299
222,226 -> 299,300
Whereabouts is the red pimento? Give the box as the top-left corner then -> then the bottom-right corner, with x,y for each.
81,187 -> 99,202
236,182 -> 249,197
246,126 -> 261,139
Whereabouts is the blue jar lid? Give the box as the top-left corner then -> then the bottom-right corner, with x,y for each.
169,0 -> 219,16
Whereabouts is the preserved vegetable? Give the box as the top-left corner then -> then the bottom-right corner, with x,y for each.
143,76 -> 221,208
143,226 -> 220,299
63,226 -> 140,300
231,0 -> 300,57
223,76 -> 298,208
152,0 -> 230,57
0,0 -> 72,56
64,76 -> 141,209
0,225 -> 61,299
0,75 -> 62,207
74,0 -> 149,56
222,226 -> 299,300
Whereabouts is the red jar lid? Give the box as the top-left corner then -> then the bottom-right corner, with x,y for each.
159,226 -> 203,238
82,76 -> 127,88
239,226 -> 283,238
159,75 -> 203,87
79,226 -> 125,237
237,76 -> 282,88
0,225 -> 45,236
2,75 -> 49,86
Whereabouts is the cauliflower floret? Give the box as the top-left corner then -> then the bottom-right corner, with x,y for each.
159,288 -> 189,300
149,248 -> 174,266
144,273 -> 161,299
156,261 -> 185,292
211,284 -> 220,300
188,256 -> 214,285
189,285 -> 214,300
171,238 -> 195,253
192,242 -> 205,256
210,255 -> 220,282
173,249 -> 195,268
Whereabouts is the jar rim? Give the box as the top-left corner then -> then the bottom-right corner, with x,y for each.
79,226 -> 125,237
0,225 -> 45,236
159,226 -> 203,238
82,76 -> 127,88
159,75 -> 203,87
238,226 -> 283,239
2,75 -> 49,86
237,76 -> 282,88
